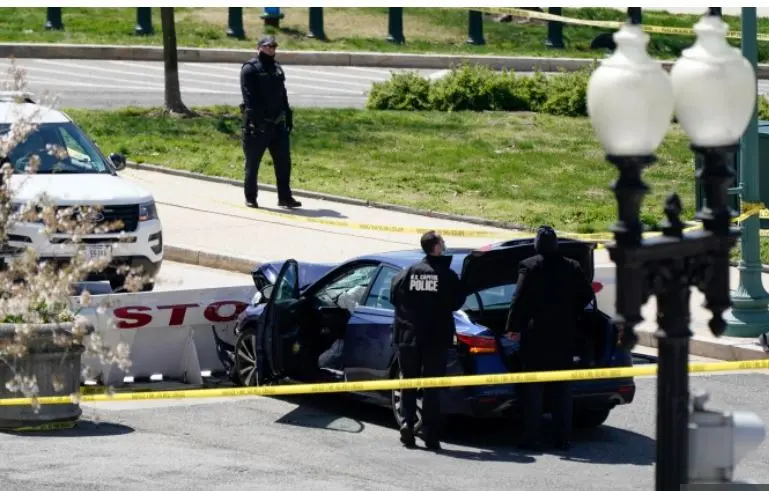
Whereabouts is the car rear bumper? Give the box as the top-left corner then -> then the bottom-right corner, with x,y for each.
437,378 -> 636,418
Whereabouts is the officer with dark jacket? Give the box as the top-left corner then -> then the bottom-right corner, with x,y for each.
505,225 -> 594,451
240,35 -> 302,209
390,231 -> 465,450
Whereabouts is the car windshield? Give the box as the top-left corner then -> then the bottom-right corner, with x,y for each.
0,122 -> 112,174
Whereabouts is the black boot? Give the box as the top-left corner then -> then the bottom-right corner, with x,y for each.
278,197 -> 302,208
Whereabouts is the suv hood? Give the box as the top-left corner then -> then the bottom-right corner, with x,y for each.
460,238 -> 596,293
8,174 -> 153,205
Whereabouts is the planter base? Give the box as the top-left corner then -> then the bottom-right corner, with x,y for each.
0,323 -> 86,431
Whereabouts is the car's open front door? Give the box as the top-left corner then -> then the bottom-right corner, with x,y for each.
263,259 -> 301,379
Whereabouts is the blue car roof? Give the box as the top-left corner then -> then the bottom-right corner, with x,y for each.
351,248 -> 474,274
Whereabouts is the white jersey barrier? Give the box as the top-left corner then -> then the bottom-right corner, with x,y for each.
75,285 -> 257,387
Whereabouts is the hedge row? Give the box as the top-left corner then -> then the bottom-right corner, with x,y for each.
367,63 -> 769,121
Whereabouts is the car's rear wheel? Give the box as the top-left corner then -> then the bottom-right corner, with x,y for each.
391,364 -> 423,433
234,326 -> 262,387
573,407 -> 611,429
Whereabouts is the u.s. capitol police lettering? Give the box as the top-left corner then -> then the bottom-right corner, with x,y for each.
409,273 -> 439,292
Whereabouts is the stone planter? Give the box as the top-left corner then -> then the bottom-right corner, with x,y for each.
0,322 -> 88,430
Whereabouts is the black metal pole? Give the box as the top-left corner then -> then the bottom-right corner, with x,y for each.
467,10 -> 485,45
135,7 -> 153,36
545,7 -> 564,49
308,7 -> 326,40
45,7 -> 64,31
387,7 -> 405,44
226,7 -> 245,39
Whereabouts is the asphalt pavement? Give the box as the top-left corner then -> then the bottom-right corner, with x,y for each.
6,58 -> 767,111
0,370 -> 767,489
0,58 -> 445,109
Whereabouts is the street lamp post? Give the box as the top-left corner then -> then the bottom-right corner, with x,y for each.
587,7 -> 752,489
724,7 -> 769,337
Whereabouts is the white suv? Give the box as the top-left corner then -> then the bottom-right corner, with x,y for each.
0,92 -> 163,291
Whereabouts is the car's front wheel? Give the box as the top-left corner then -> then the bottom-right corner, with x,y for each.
573,407 -> 611,429
391,364 -> 423,433
234,326 -> 263,387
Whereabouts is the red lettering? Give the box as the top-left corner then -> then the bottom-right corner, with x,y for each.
204,300 -> 248,323
157,304 -> 199,326
114,306 -> 153,329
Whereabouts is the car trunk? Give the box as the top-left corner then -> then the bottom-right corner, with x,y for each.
458,238 -> 615,368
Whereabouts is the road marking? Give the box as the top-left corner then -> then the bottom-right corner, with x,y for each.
108,60 -> 364,95
200,64 -> 371,90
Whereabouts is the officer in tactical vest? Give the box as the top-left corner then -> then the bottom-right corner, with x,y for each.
390,231 -> 466,450
240,35 -> 302,209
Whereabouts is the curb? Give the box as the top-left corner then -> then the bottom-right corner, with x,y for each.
163,244 -> 260,275
162,243 -> 768,363
6,42 -> 769,78
126,161 -> 531,232
636,330 -> 768,363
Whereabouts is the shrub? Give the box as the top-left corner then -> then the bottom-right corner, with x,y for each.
428,63 -> 497,112
514,71 -> 550,113
541,67 -> 593,118
366,71 -> 431,111
364,63 -> 593,118
758,94 -> 769,120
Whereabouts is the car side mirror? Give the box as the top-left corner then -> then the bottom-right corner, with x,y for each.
109,152 -> 127,170
261,284 -> 274,302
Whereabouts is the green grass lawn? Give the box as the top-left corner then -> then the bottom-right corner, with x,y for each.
3,7 -> 769,61
66,106 -> 695,234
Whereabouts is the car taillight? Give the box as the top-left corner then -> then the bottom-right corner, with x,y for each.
456,333 -> 498,354
592,281 -> 603,293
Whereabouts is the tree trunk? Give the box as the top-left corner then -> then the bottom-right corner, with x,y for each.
161,7 -> 194,116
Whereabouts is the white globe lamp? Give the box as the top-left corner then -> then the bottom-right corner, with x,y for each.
670,9 -> 756,147
587,16 -> 675,158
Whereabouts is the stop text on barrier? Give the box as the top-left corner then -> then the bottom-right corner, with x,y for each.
114,300 -> 249,329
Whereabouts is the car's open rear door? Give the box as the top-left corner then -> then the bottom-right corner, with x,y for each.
263,259 -> 301,379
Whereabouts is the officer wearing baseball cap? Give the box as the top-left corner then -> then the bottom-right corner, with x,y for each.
240,35 -> 301,209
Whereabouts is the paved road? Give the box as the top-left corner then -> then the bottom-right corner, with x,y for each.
0,58 -> 445,110
6,58 -> 766,111
151,258 -> 251,292
0,370 -> 766,489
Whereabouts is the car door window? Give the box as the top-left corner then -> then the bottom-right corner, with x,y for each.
363,266 -> 400,311
315,264 -> 379,312
274,261 -> 299,303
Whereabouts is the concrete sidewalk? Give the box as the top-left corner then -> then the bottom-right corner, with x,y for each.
121,166 -> 769,362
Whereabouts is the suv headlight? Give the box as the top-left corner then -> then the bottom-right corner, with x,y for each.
139,200 -> 158,222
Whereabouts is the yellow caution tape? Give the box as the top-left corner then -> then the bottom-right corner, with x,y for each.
1,359 -> 769,406
476,7 -> 769,42
8,420 -> 77,431
125,170 -> 769,246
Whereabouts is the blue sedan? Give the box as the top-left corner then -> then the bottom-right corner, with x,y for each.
230,237 -> 635,431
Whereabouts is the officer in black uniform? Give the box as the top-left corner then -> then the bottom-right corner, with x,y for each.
505,225 -> 595,451
390,230 -> 465,450
240,35 -> 302,209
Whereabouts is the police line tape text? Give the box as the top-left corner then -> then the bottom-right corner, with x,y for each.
114,300 -> 249,329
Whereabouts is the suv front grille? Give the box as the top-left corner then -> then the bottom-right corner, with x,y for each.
57,204 -> 140,233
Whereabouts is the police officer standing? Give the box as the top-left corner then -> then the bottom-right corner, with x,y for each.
390,231 -> 465,450
505,225 -> 595,451
240,35 -> 302,209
